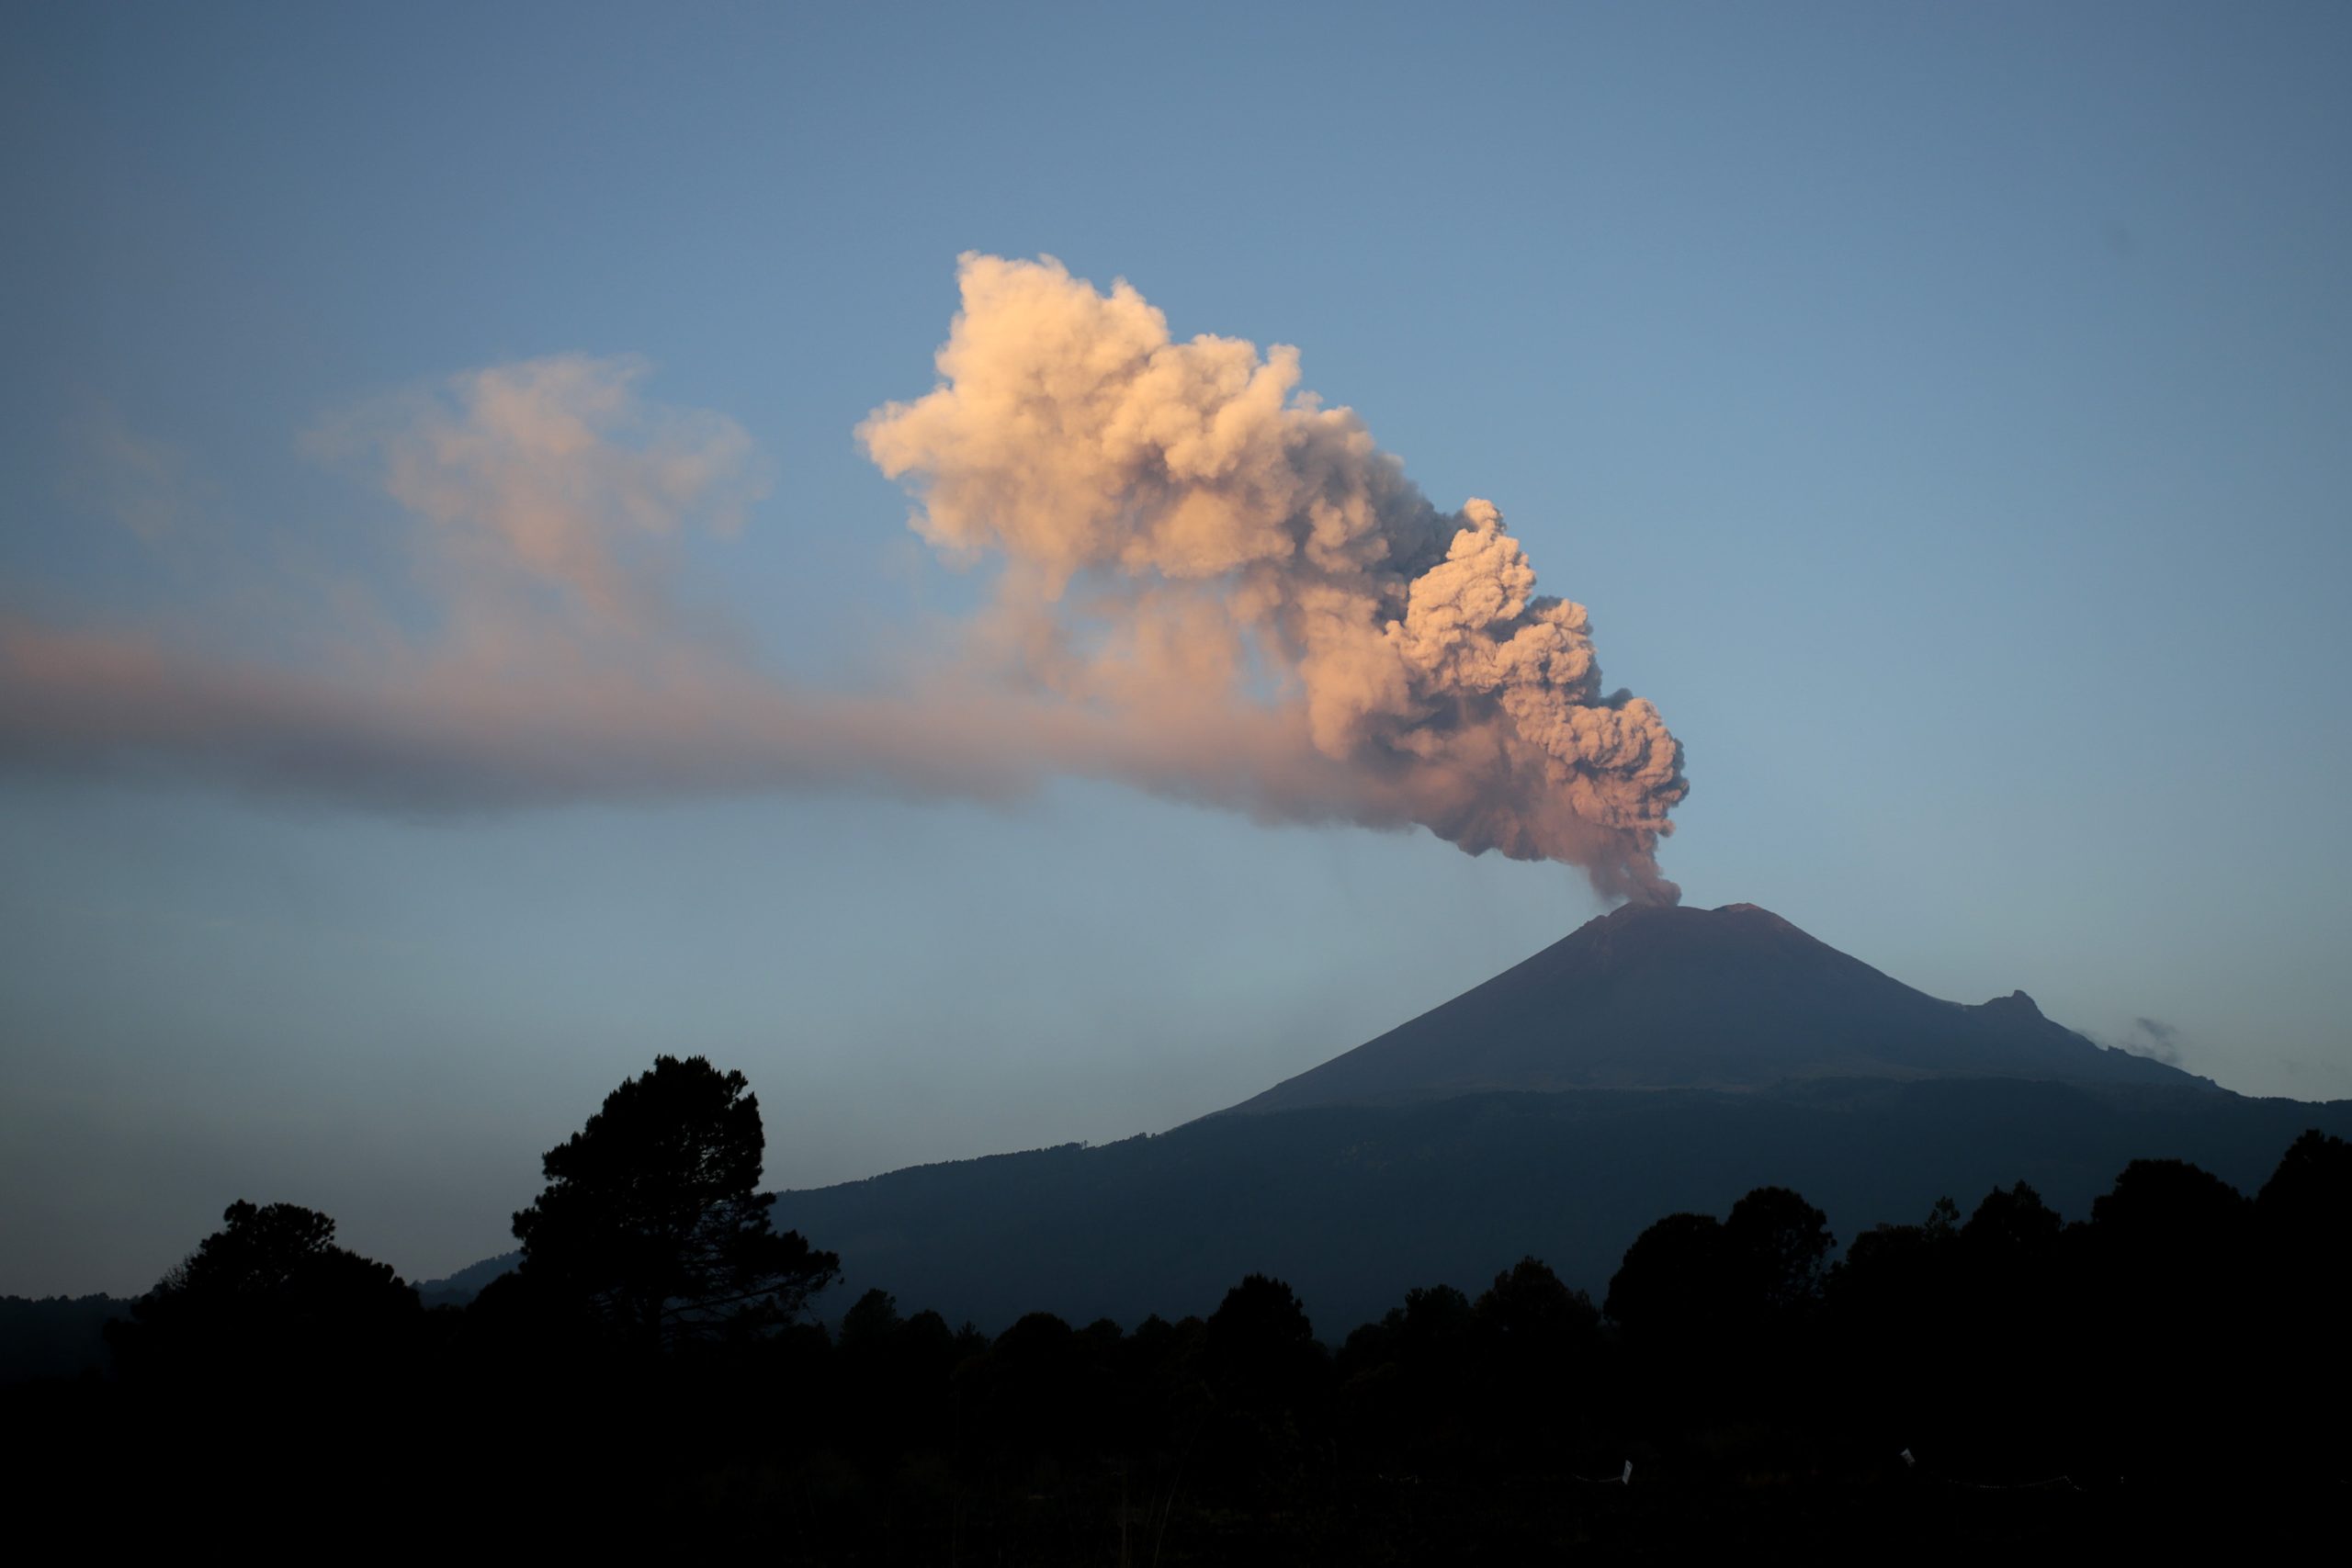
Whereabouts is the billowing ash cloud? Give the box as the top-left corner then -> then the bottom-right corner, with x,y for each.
861,254 -> 1687,900
0,257 -> 1686,901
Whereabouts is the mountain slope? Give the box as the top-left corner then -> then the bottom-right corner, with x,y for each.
1227,902 -> 2196,1112
771,1078 -> 2343,1334
395,1080 -> 2350,1330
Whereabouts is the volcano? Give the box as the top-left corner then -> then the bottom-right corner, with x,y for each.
1229,902 -> 2196,1113
431,904 -> 2331,1333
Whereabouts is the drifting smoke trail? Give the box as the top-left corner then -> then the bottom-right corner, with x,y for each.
0,256 -> 1687,900
861,254 -> 1687,902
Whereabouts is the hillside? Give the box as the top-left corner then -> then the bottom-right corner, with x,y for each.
770,1076 -> 2345,1333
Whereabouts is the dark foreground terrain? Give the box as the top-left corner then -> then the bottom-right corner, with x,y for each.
8,1107 -> 2346,1560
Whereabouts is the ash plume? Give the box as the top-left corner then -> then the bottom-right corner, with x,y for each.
862,254 -> 1687,901
0,257 -> 1687,900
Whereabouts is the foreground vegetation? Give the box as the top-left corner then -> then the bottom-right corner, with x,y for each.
6,1055 -> 2345,1559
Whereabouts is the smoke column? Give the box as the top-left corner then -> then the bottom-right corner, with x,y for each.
863,254 -> 1688,902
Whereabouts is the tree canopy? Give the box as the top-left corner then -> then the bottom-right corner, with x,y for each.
510,1054 -> 839,1349
106,1199 -> 417,1386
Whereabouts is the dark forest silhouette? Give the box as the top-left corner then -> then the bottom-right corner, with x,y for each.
5,1055 -> 2346,1558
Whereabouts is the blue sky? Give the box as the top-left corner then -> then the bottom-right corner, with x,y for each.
4,1 -> 2348,1294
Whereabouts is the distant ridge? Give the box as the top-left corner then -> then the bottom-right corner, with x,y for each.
1226,902 -> 2199,1114
414,1251 -> 518,1307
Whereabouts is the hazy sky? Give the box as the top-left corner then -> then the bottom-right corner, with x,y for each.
5,2 -> 2348,1296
